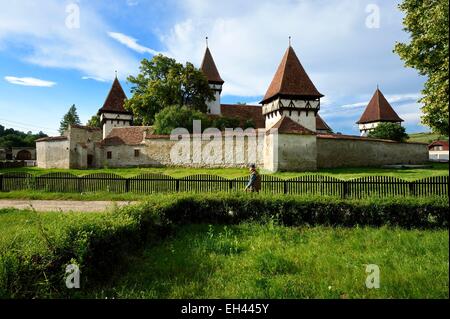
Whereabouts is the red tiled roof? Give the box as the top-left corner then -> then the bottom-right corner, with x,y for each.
98,77 -> 131,115
219,104 -> 265,128
35,136 -> 68,142
317,133 -> 426,144
102,126 -> 151,146
70,124 -> 101,132
357,88 -> 404,124
428,140 -> 449,151
316,114 -> 332,132
200,47 -> 224,84
267,116 -> 316,135
261,46 -> 323,104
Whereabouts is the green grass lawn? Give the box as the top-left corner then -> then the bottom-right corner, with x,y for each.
408,132 -> 448,144
91,223 -> 449,299
0,204 -> 448,299
1,162 -> 448,180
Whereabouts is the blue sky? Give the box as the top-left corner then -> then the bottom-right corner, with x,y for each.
0,0 -> 428,136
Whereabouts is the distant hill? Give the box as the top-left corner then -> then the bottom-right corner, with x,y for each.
408,132 -> 449,144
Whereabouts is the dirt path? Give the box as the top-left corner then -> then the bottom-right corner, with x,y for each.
0,200 -> 136,212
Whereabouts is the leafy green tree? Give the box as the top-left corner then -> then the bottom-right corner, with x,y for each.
125,54 -> 215,125
368,123 -> 409,142
0,124 -> 47,148
59,104 -> 81,135
153,105 -> 211,135
394,0 -> 449,136
87,114 -> 101,128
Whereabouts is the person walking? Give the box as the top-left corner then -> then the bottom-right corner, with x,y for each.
244,164 -> 261,193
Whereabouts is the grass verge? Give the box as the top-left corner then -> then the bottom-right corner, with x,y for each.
91,223 -> 448,299
0,193 -> 448,298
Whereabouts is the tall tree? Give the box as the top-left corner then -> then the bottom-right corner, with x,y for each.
125,54 -> 214,125
59,104 -> 81,135
394,0 -> 449,136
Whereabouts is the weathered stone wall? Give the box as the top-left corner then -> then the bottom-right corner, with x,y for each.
68,126 -> 103,169
101,133 -> 265,168
36,140 -> 70,169
317,136 -> 428,168
270,134 -> 317,172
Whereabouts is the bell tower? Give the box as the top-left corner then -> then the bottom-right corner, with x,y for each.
200,38 -> 224,115
260,41 -> 323,132
98,74 -> 133,139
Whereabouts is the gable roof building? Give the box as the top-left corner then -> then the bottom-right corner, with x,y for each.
357,87 -> 403,136
261,46 -> 323,105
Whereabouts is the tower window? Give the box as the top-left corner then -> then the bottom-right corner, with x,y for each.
134,149 -> 140,157
107,151 -> 112,159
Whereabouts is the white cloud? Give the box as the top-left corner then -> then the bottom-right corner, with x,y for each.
126,0 -> 139,6
0,0 -> 140,81
4,76 -> 56,87
108,31 -> 159,55
81,76 -> 106,82
161,0 -> 422,101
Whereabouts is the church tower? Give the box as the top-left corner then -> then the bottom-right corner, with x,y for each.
98,75 -> 133,139
357,87 -> 404,136
261,44 -> 323,132
200,40 -> 224,115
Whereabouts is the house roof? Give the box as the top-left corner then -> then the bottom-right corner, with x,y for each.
219,104 -> 266,128
428,140 -> 449,151
316,114 -> 332,132
357,88 -> 404,124
102,126 -> 152,146
70,124 -> 101,132
200,47 -> 224,84
261,46 -> 323,104
267,116 -> 316,135
35,136 -> 68,142
98,77 -> 131,115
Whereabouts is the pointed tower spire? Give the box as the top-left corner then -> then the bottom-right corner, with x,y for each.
200,41 -> 224,115
98,77 -> 130,114
357,87 -> 404,136
200,45 -> 224,85
98,76 -> 133,139
261,46 -> 323,105
357,87 -> 404,124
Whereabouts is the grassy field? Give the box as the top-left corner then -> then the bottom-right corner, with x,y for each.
408,132 -> 448,144
0,162 -> 448,180
0,207 -> 447,299
91,223 -> 449,299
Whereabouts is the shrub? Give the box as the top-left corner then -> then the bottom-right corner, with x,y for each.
0,193 -> 447,298
368,122 -> 409,142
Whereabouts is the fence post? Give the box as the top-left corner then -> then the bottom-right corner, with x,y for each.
77,177 -> 82,193
409,182 -> 416,197
283,181 -> 288,194
342,181 -> 348,199
125,178 -> 130,193
176,179 -> 180,192
0,174 -> 3,192
229,180 -> 233,192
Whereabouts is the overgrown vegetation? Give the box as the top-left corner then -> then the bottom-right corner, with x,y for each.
0,193 -> 448,298
368,122 -> 409,142
95,223 -> 448,299
408,132 -> 448,144
394,0 -> 449,135
125,54 -> 214,125
0,125 -> 47,149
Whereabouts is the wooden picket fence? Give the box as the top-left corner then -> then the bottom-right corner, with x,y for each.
0,172 -> 447,198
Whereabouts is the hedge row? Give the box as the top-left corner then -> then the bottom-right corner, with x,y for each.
1,193 -> 448,298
